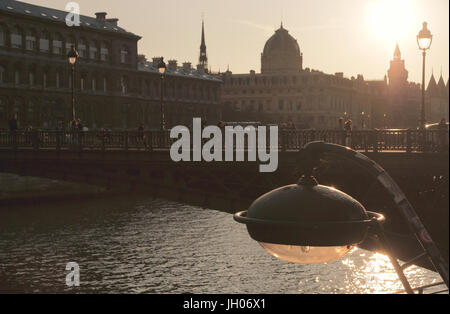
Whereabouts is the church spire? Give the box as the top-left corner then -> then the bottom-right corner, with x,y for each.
394,43 -> 401,60
199,18 -> 208,72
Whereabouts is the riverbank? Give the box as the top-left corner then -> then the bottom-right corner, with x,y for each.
0,173 -> 112,207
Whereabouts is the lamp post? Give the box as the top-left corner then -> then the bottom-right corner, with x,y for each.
234,142 -> 449,293
158,57 -> 167,131
67,45 -> 79,122
417,22 -> 433,130
384,113 -> 388,129
361,111 -> 365,129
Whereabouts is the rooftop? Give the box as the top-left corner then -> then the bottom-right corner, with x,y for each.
138,61 -> 222,82
0,0 -> 140,38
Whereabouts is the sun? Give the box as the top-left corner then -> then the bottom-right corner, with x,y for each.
366,0 -> 417,43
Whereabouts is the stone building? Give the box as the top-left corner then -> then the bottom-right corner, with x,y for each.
221,24 -> 448,129
381,43 -> 448,128
222,24 -> 374,129
0,0 -> 222,130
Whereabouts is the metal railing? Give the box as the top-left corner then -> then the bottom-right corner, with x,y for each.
0,129 -> 448,153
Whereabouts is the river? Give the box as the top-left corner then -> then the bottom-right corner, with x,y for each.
0,192 -> 443,294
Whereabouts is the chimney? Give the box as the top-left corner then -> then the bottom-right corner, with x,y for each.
95,12 -> 107,23
168,60 -> 178,71
106,18 -> 119,26
152,57 -> 162,68
335,72 -> 344,78
182,62 -> 192,71
138,54 -> 147,65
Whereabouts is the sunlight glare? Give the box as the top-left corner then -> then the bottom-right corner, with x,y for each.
366,0 -> 417,43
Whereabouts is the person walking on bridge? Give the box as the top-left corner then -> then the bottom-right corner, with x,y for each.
344,119 -> 352,148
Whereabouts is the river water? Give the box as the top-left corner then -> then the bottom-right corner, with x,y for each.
0,195 -> 442,294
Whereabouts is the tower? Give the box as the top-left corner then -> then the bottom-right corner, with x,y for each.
198,19 -> 208,72
387,43 -> 408,92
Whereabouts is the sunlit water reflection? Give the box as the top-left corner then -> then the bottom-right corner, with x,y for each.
0,196 -> 442,294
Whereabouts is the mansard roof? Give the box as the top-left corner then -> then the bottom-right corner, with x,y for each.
0,0 -> 140,39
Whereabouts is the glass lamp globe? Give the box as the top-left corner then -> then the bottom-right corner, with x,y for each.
259,242 -> 353,264
417,22 -> 432,50
234,176 -> 371,265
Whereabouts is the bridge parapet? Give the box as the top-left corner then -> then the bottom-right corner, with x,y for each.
0,129 -> 448,153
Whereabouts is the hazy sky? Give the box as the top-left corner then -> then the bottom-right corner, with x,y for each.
25,0 -> 449,83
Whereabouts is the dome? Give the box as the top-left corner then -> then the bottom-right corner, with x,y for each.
261,24 -> 303,73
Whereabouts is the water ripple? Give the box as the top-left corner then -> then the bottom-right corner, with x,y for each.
0,196 -> 442,294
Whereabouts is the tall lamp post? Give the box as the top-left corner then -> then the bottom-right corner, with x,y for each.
417,22 -> 432,130
67,45 -> 79,122
158,57 -> 167,131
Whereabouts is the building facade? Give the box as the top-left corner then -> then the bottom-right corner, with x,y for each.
0,0 -> 222,130
222,24 -> 449,129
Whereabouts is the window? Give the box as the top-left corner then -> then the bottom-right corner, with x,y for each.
56,72 -> 60,88
100,42 -> 109,61
53,34 -> 63,54
25,30 -> 36,50
103,77 -> 107,92
279,100 -> 284,110
0,27 -> 5,46
66,36 -> 75,54
78,39 -> 87,58
40,31 -> 49,52
29,70 -> 35,86
43,72 -> 47,88
92,77 -> 96,91
11,27 -> 23,48
0,98 -> 5,121
15,70 -> 20,85
0,66 -> 5,84
120,45 -> 129,63
89,40 -> 98,59
80,77 -> 85,91
120,76 -> 127,94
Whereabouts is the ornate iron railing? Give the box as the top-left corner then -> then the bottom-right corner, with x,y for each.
0,129 -> 448,153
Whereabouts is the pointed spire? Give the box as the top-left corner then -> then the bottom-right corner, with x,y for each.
394,43 -> 401,60
199,17 -> 208,71
427,71 -> 439,96
200,19 -> 206,48
437,67 -> 446,96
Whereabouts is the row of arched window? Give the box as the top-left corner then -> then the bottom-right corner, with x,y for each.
0,25 -> 131,64
224,74 -> 354,88
0,63 -> 219,102
0,64 -> 108,92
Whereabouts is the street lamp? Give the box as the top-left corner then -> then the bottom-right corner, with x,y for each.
158,57 -> 167,131
417,22 -> 432,129
361,112 -> 365,129
67,45 -> 79,122
234,141 -> 449,293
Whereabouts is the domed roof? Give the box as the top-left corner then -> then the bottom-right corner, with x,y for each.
263,24 -> 301,56
261,24 -> 303,73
